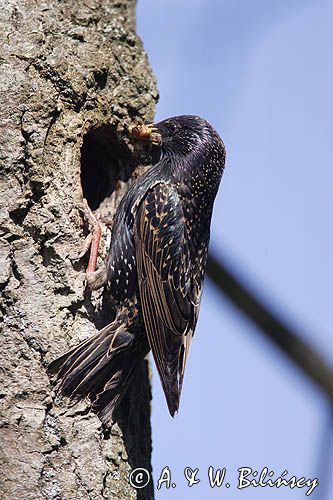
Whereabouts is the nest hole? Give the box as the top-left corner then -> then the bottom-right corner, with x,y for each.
80,124 -> 134,211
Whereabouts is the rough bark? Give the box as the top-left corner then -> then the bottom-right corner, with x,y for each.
0,1 -> 157,499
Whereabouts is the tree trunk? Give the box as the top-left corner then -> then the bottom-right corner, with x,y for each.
0,1 -> 157,499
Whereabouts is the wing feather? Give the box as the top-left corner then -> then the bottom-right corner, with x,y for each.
135,182 -> 201,415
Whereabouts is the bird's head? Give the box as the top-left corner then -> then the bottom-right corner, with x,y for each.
128,115 -> 221,158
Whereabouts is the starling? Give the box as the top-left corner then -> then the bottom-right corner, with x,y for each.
49,115 -> 226,422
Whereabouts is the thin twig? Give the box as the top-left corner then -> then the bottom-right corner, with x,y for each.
206,254 -> 333,400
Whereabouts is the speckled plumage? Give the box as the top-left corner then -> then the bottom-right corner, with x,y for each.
49,115 -> 226,422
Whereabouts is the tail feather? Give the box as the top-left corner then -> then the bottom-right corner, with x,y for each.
48,322 -> 149,422
59,328 -> 119,393
49,327 -> 110,379
57,324 -> 118,379
93,359 -> 143,423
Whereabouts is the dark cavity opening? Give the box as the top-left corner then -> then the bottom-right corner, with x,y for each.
80,124 -> 134,210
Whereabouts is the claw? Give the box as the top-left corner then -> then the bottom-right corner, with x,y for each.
67,233 -> 93,261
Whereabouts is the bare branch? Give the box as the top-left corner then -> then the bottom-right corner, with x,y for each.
207,254 -> 333,400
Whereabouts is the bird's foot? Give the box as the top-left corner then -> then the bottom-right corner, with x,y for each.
68,199 -> 106,290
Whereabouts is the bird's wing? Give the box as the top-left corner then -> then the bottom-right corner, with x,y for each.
134,182 -> 202,415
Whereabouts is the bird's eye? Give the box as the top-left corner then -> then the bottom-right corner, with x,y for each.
169,123 -> 177,134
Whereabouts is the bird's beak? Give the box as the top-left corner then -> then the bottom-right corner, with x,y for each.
128,123 -> 162,146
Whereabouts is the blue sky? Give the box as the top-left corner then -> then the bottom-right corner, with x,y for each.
137,1 -> 333,498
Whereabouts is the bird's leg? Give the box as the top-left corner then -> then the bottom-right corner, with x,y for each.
84,199 -> 101,275
68,198 -> 107,291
